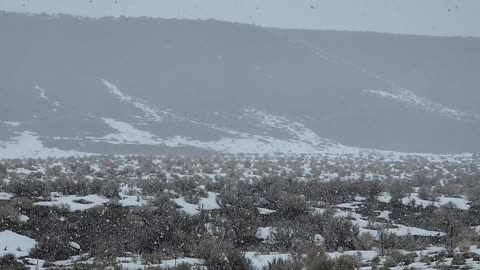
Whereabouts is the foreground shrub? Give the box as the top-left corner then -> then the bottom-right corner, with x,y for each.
333,255 -> 359,269
0,254 -> 28,270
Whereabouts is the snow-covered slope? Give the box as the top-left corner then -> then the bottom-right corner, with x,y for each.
0,12 -> 479,158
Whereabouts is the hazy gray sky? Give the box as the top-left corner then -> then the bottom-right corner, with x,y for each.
1,0 -> 479,36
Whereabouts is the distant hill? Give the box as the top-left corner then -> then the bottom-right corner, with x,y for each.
1,12 -> 479,158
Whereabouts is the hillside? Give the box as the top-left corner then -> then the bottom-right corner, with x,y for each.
1,12 -> 480,158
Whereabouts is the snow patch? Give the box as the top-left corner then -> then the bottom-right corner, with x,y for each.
70,242 -> 81,250
92,117 -> 360,155
102,79 -> 163,122
377,192 -> 392,203
245,252 -> 291,270
173,197 -> 200,215
402,193 -> 470,210
255,227 -> 276,242
258,207 -> 277,215
0,192 -> 14,201
160,257 -> 204,268
0,121 -> 22,127
243,108 -> 337,147
173,192 -> 221,215
328,250 -> 377,262
387,224 -> 445,237
0,131 -> 91,160
199,192 -> 220,210
34,193 -> 110,211
95,117 -> 159,145
35,84 -> 60,111
18,214 -> 30,223
377,210 -> 391,220
35,84 -> 48,100
0,230 -> 37,258
364,88 -> 480,121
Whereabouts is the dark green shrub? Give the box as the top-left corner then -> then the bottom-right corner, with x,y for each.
334,255 -> 359,270
0,254 -> 28,270
263,258 -> 302,270
452,255 -> 466,265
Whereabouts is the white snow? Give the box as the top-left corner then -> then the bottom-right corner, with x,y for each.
35,85 -> 60,111
470,245 -> 480,255
92,116 -> 358,156
336,202 -> 362,209
70,242 -> 81,250
0,230 -> 37,258
95,117 -> 160,145
102,80 -> 163,122
258,207 -> 277,215
119,195 -> 148,207
245,252 -> 291,270
386,224 -> 445,237
0,120 -> 22,127
0,131 -> 91,159
438,196 -> 470,210
35,85 -> 49,100
354,195 -> 367,201
160,257 -> 204,268
364,88 -> 480,121
2,107 -> 476,159
335,208 -> 445,238
255,227 -> 276,241
328,250 -> 377,262
377,210 -> 391,220
86,103 -> 367,156
377,192 -> 392,203
34,193 -> 110,211
243,108 -> 338,148
117,257 -> 204,270
88,110 -> 478,159
173,197 -> 200,215
402,193 -> 470,210
0,192 -> 14,201
18,214 -> 30,222
12,167 -> 34,175
199,192 -> 220,210
118,185 -> 149,207
314,234 -> 325,246
174,192 -> 220,215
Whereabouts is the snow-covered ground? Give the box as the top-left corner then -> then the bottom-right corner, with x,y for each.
401,193 -> 470,210
364,88 -> 480,121
0,191 -> 13,201
89,114 -> 360,156
328,250 -> 378,262
34,193 -> 110,211
35,85 -> 60,112
173,192 -> 220,215
0,230 -> 37,258
0,120 -> 22,127
0,131 -> 91,159
335,206 -> 445,238
245,252 -> 291,270
255,227 -> 276,242
117,257 -> 204,269
258,207 -> 276,215
1,156 -> 479,269
95,117 -> 160,145
103,80 -> 164,123
87,111 -> 476,159
1,80 -> 479,159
